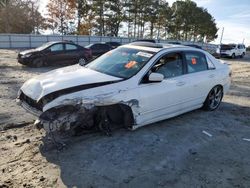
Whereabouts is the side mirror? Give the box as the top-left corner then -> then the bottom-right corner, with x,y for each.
148,72 -> 164,82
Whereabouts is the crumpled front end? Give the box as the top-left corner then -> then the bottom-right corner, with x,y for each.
39,104 -> 98,133
37,99 -> 135,136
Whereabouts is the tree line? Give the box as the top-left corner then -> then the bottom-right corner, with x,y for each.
0,0 -> 218,42
0,0 -> 45,34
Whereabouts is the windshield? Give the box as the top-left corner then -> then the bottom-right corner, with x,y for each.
36,42 -> 55,51
86,47 -> 155,79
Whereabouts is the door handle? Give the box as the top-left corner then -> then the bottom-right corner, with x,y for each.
209,74 -> 215,78
176,81 -> 185,86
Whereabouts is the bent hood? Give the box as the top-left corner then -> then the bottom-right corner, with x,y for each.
19,49 -> 39,55
20,65 -> 122,101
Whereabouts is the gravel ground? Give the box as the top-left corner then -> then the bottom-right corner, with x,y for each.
0,49 -> 250,188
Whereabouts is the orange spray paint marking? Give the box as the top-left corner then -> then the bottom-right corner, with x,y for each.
125,61 -> 137,69
191,58 -> 197,65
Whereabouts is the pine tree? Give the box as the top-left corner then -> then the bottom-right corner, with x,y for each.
46,0 -> 76,35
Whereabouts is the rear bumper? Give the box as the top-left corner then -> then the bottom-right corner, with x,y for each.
222,75 -> 231,94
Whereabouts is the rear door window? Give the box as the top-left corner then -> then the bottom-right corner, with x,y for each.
185,51 -> 208,73
65,44 -> 78,50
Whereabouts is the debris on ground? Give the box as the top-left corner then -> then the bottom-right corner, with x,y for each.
202,130 -> 213,137
242,138 -> 250,142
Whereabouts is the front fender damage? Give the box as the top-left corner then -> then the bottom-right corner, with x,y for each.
40,104 -> 97,133
38,98 -> 137,136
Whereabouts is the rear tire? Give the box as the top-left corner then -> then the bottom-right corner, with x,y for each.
78,57 -> 87,66
241,52 -> 245,58
203,85 -> 223,111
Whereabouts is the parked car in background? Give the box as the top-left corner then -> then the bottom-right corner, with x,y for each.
167,41 -> 181,45
134,39 -> 156,43
105,42 -> 121,49
17,42 -> 231,135
17,41 -> 92,67
85,43 -> 112,57
184,44 -> 202,49
216,44 -> 246,58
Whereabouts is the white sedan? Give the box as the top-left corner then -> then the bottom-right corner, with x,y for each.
17,42 -> 231,135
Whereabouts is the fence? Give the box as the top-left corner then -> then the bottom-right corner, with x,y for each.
0,34 -> 217,53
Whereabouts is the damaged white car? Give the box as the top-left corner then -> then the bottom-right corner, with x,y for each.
17,42 -> 231,135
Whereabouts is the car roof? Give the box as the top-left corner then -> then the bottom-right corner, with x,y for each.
134,39 -> 156,43
123,42 -> 195,53
43,41 -> 76,46
88,42 -> 110,46
106,41 -> 120,44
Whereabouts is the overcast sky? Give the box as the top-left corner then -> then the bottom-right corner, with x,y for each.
39,0 -> 250,46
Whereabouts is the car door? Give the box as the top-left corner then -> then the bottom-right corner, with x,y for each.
64,43 -> 81,65
235,45 -> 240,56
101,44 -> 111,54
180,51 -> 217,109
136,52 -> 192,125
44,43 -> 66,65
90,44 -> 100,57
93,44 -> 110,57
238,45 -> 244,55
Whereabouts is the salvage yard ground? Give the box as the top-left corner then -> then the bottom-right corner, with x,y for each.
0,49 -> 250,188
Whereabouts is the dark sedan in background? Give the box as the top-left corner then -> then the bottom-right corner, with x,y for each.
18,41 -> 92,67
184,44 -> 202,49
105,42 -> 121,49
85,43 -> 112,57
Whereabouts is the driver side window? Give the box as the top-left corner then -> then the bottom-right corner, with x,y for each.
49,44 -> 64,52
152,52 -> 184,79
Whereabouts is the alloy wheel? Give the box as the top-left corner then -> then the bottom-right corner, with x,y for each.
208,86 -> 223,110
79,58 -> 86,66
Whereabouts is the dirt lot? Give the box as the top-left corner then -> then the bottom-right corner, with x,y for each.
0,49 -> 250,188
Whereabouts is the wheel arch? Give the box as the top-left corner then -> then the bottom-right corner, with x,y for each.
207,84 -> 224,98
203,84 -> 224,111
39,102 -> 136,132
96,103 -> 135,129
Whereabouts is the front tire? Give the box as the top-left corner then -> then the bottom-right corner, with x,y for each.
231,53 -> 235,59
203,85 -> 223,111
240,52 -> 245,58
31,58 -> 44,67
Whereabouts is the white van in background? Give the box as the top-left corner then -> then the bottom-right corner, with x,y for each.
216,44 -> 246,58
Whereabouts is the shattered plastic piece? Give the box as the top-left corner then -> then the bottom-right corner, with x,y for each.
202,130 -> 212,137
243,138 -> 250,142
